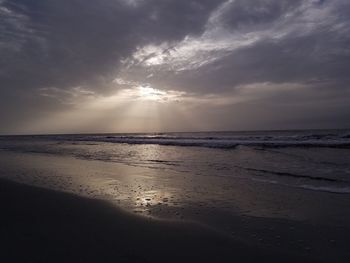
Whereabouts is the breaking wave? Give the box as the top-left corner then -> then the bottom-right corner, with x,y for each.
1,130 -> 350,149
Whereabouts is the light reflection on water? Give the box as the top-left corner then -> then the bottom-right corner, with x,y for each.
1,142 -> 350,225
0,150 -> 188,219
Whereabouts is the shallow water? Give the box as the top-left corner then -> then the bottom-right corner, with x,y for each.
1,130 -> 350,194
1,129 -> 350,223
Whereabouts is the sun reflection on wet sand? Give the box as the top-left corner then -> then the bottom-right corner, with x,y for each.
0,151 -> 247,220
0,147 -> 331,224
91,143 -> 179,217
132,190 -> 173,215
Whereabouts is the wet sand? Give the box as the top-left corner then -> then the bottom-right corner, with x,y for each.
0,178 -> 324,263
1,150 -> 350,262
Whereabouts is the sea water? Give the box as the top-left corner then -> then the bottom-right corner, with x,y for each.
1,129 -> 350,194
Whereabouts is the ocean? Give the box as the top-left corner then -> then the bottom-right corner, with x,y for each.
1,129 -> 350,195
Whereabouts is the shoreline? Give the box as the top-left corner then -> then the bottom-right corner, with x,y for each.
0,148 -> 350,262
1,177 -> 323,263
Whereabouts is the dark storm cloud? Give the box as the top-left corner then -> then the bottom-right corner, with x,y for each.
0,0 -> 222,92
161,31 -> 350,94
138,0 -> 350,94
0,0 -> 224,132
0,0 -> 350,133
220,0 -> 304,30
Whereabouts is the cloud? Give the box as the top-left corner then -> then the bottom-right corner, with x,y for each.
121,0 -> 350,93
0,0 -> 223,92
0,0 -> 350,133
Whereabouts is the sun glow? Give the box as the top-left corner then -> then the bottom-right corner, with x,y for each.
133,85 -> 185,103
138,86 -> 166,101
32,81 -> 199,134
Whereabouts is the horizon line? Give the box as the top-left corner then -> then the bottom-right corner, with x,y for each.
1,127 -> 349,137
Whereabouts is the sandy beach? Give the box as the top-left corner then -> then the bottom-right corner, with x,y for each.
1,133 -> 350,262
1,177 -> 328,263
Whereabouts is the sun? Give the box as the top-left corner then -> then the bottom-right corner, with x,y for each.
138,86 -> 167,101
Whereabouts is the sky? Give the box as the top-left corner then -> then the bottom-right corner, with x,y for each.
1,0 -> 350,134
